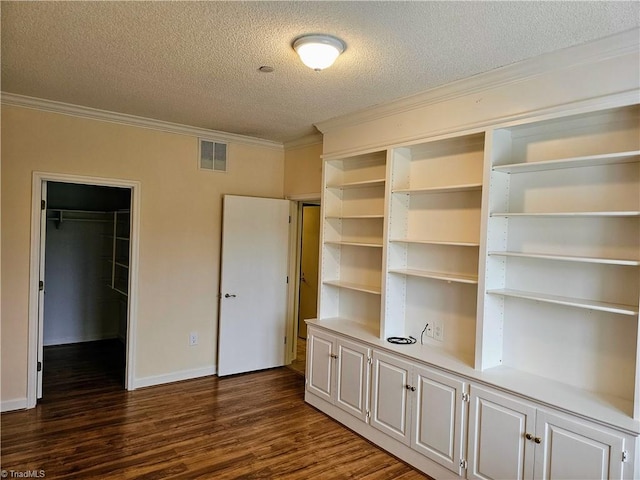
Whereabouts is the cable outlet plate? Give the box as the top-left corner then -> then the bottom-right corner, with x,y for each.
189,332 -> 198,346
434,320 -> 444,342
425,323 -> 434,338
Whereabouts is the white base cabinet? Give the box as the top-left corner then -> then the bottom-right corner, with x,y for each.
306,323 -> 638,480
370,350 -> 467,475
468,385 -> 635,480
307,329 -> 370,422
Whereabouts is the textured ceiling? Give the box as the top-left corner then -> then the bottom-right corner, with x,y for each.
2,1 -> 639,143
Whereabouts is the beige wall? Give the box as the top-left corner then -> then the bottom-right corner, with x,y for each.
1,106 -> 284,403
283,141 -> 322,198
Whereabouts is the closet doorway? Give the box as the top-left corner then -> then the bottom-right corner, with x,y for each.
41,182 -> 130,400
28,173 -> 140,408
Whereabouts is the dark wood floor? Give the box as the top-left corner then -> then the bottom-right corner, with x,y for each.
286,337 -> 306,376
2,341 -> 429,479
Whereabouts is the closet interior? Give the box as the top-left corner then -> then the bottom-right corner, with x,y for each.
43,182 -> 131,394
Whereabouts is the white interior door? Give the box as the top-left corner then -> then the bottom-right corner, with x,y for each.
37,180 -> 47,399
218,195 -> 291,376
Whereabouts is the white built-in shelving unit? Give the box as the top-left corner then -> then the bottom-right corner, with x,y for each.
319,151 -> 387,335
384,133 -> 485,367
316,103 -> 640,424
479,104 -> 640,419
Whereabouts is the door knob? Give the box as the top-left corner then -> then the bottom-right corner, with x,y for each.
224,293 -> 237,298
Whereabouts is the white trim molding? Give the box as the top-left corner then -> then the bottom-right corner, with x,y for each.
133,365 -> 216,389
1,93 -> 284,151
315,28 -> 640,135
1,398 -> 28,413
284,133 -> 323,150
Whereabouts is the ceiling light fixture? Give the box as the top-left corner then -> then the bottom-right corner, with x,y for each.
293,34 -> 345,71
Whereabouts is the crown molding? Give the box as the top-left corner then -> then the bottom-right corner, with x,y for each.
1,93 -> 284,150
283,133 -> 323,150
315,28 -> 640,134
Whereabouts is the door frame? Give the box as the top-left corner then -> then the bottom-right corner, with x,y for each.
285,194 -> 321,364
27,171 -> 141,408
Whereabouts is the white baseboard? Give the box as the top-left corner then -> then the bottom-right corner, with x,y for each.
43,332 -> 118,346
1,398 -> 28,412
133,365 -> 216,389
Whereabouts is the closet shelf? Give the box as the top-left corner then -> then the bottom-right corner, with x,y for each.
326,214 -> 384,219
487,289 -> 639,316
488,251 -> 640,266
491,211 -> 640,218
492,150 -> 640,174
112,287 -> 128,297
323,280 -> 382,295
389,268 -> 478,284
390,238 -> 480,247
103,235 -> 130,241
392,183 -> 482,194
326,178 -> 385,189
325,240 -> 383,248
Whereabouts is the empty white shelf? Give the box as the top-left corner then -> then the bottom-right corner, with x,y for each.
323,280 -> 382,295
389,268 -> 478,284
326,178 -> 386,189
491,211 -> 640,218
493,150 -> 640,174
487,289 -> 639,316
488,251 -> 640,266
325,241 -> 383,248
390,238 -> 480,247
326,214 -> 384,219
392,183 -> 482,194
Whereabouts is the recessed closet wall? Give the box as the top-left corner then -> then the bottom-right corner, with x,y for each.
44,182 -> 131,346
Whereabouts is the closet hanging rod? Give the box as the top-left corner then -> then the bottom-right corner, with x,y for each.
47,208 -> 112,214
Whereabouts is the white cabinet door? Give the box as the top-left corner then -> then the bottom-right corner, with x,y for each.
534,410 -> 626,480
335,338 -> 370,422
468,385 -> 536,480
412,365 -> 466,475
371,351 -> 412,446
307,330 -> 336,403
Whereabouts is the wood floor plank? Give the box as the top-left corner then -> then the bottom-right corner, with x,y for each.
1,341 -> 429,479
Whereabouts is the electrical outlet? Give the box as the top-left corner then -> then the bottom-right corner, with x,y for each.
189,332 -> 198,346
425,322 -> 434,338
434,320 -> 444,342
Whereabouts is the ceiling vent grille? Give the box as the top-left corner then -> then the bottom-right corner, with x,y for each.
199,139 -> 227,172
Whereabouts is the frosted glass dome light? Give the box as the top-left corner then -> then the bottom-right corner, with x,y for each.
293,35 -> 345,71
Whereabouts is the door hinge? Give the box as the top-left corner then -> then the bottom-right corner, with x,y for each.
41,200 -> 46,210
462,392 -> 470,402
460,459 -> 467,470
622,450 -> 629,462
286,276 -> 289,284
39,280 -> 44,291
37,361 -> 42,372
288,215 -> 291,224
284,336 -> 287,345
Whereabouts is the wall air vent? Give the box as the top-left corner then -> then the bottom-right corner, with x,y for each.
199,139 -> 227,172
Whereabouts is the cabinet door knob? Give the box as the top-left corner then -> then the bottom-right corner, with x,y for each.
330,353 -> 338,359
534,437 -> 542,444
405,385 -> 416,391
525,433 -> 533,441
